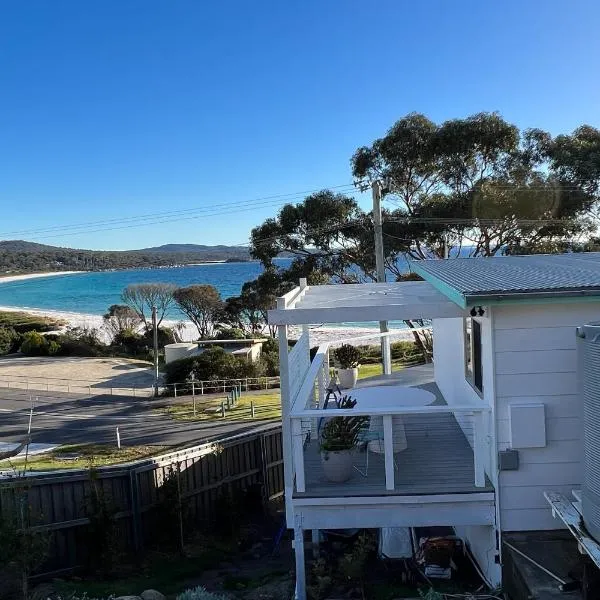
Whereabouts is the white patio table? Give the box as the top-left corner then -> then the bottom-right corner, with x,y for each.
347,385 -> 436,453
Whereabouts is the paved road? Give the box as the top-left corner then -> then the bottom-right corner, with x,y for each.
0,387 -> 275,448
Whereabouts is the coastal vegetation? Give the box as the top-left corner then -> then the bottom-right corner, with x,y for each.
0,240 -> 251,274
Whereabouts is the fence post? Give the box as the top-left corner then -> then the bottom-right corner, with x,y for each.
116,427 -> 121,449
264,377 -> 268,390
221,401 -> 226,418
174,383 -> 177,398
192,384 -> 196,417
200,381 -> 204,395
245,378 -> 249,391
256,433 -> 270,511
88,385 -> 91,396
129,468 -> 142,552
251,401 -> 255,418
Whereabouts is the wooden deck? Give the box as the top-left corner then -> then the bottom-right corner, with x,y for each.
295,373 -> 494,498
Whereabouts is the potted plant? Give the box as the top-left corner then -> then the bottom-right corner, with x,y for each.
334,344 -> 362,388
320,395 -> 368,483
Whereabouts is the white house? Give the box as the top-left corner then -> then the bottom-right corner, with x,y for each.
268,252 -> 600,599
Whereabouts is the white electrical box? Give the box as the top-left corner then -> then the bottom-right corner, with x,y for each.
509,403 -> 546,448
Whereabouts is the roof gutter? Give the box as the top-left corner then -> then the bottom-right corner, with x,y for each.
465,288 -> 600,307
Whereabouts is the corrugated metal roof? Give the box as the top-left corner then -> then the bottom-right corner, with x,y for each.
412,252 -> 600,306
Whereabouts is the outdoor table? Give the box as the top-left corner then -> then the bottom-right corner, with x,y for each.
347,385 -> 436,453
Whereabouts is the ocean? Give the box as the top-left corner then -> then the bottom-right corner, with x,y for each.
0,261 -> 285,317
0,258 -> 415,329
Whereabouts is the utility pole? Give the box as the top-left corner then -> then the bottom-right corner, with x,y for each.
373,180 -> 392,375
152,306 -> 159,397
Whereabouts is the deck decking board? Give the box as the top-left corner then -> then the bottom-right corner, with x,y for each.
294,372 -> 493,499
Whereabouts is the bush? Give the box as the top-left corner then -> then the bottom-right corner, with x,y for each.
54,327 -> 104,357
164,347 -> 262,390
0,326 -> 20,355
177,587 -> 228,600
213,327 -> 246,340
20,331 -> 49,356
334,344 -> 362,369
0,310 -> 63,333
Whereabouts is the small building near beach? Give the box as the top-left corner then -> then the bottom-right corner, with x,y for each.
164,338 -> 267,364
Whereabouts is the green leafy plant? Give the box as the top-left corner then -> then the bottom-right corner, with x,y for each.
176,586 -> 228,600
334,344 -> 362,369
307,557 -> 334,600
319,395 -> 368,452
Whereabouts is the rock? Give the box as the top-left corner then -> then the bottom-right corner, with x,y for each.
115,596 -> 142,600
141,591 -> 166,600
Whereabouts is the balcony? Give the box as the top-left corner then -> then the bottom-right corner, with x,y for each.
287,339 -> 493,503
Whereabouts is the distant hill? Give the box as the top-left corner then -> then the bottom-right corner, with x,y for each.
0,239 -> 251,274
137,243 -> 245,254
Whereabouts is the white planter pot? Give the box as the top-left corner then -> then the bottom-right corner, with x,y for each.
338,367 -> 359,389
320,449 -> 355,483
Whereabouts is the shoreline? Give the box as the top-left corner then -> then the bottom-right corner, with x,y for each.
0,271 -> 85,284
0,304 -> 415,346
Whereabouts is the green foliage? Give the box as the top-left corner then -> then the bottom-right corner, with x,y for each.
307,557 -> 334,600
334,344 -> 362,369
54,326 -> 104,357
213,326 -> 246,339
173,284 -> 223,339
176,587 -> 228,600
319,396 -> 368,452
0,310 -> 63,333
84,469 -> 120,576
0,326 -> 20,355
19,330 -> 50,356
122,282 -> 177,328
0,240 -> 250,273
338,531 -> 377,584
0,488 -> 50,600
163,347 -> 260,388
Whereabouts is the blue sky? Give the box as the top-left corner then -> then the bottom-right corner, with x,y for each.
1,0 -> 599,250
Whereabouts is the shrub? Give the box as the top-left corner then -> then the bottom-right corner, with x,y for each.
163,347 -> 261,391
20,331 -> 49,356
334,344 -> 362,369
54,327 -> 104,357
176,587 -> 228,600
0,326 -> 20,355
0,310 -> 63,333
214,327 -> 246,340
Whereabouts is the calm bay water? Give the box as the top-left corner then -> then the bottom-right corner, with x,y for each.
0,257 -> 415,328
0,261 -> 287,317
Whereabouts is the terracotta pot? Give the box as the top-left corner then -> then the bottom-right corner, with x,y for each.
320,449 -> 354,482
338,367 -> 359,389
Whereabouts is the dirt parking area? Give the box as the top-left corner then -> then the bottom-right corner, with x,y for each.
0,356 -> 154,391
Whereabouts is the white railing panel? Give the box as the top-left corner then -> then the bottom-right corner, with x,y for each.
288,331 -> 311,406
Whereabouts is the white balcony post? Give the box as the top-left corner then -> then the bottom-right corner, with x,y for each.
277,316 -> 295,523
292,418 -> 306,492
383,414 -> 395,490
473,411 -> 486,487
294,515 -> 306,600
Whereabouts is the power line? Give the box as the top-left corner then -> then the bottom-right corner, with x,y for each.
0,183 -> 359,239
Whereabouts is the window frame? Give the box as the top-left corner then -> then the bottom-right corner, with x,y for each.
464,317 -> 484,397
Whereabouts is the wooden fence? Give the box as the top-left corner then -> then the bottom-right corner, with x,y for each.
0,424 -> 284,578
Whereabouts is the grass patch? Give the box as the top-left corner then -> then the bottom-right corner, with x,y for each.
0,310 -> 65,333
165,391 -> 282,422
358,361 -> 405,380
7,443 -> 168,471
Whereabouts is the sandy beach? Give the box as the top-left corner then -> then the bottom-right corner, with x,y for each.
0,271 -> 416,346
0,271 -> 84,284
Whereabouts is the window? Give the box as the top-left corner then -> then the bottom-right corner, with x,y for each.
465,318 -> 483,395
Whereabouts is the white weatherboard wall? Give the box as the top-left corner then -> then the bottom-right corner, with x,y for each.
432,316 -> 500,586
493,302 -> 600,531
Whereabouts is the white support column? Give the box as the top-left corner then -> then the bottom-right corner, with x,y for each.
311,529 -> 320,558
473,411 -> 486,487
383,414 -> 395,490
292,418 -> 306,493
294,515 -> 306,600
277,317 -> 294,525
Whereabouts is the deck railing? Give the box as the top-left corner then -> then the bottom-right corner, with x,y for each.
287,331 -> 491,494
